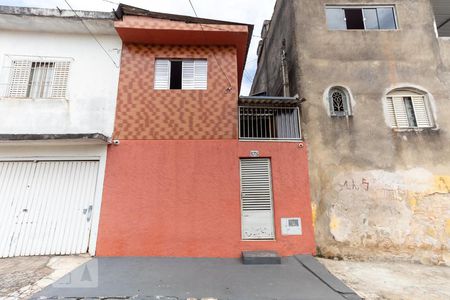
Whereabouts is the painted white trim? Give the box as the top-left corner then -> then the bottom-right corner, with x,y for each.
88,148 -> 106,256
0,156 -> 101,161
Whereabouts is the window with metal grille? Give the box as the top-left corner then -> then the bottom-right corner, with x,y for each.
154,59 -> 208,90
6,59 -> 71,99
328,87 -> 352,117
385,90 -> 434,129
326,6 -> 397,30
239,106 -> 301,141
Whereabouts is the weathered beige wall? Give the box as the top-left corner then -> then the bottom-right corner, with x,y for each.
253,0 -> 450,265
319,170 -> 450,265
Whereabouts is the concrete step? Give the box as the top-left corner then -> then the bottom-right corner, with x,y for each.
241,251 -> 281,265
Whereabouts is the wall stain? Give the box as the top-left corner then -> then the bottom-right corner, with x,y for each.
446,220 -> 450,237
435,176 -> 450,194
325,170 -> 450,265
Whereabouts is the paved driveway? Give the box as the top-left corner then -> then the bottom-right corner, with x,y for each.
32,255 -> 360,300
0,255 -> 90,299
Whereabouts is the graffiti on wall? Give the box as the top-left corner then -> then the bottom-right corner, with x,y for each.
337,178 -> 370,192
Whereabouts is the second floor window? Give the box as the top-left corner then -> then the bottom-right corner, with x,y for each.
386,90 -> 434,129
326,6 -> 397,30
328,87 -> 352,117
7,59 -> 71,99
154,59 -> 208,90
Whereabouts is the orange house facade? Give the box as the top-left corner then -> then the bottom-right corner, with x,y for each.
96,5 -> 316,258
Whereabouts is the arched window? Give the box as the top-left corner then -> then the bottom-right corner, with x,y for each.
328,87 -> 352,117
385,88 -> 434,129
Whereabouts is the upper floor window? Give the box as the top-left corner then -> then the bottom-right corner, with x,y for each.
6,58 -> 71,99
154,59 -> 208,90
328,87 -> 352,117
385,89 -> 435,129
326,6 -> 397,30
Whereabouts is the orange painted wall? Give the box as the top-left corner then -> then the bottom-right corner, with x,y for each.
97,140 -> 316,258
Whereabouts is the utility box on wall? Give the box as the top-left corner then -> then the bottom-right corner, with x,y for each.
281,218 -> 302,236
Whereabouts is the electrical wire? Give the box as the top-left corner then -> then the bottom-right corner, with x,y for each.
243,70 -> 254,85
200,24 -> 262,39
98,0 -> 262,40
186,1 -> 263,91
63,0 -> 119,68
187,0 -> 233,91
99,0 -> 120,5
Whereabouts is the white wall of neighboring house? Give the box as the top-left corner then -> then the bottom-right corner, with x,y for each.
0,13 -> 122,136
0,9 -> 122,257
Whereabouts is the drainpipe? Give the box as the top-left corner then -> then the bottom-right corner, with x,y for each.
281,39 -> 290,97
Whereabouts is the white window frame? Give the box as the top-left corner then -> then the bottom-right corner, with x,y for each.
385,92 -> 435,130
3,55 -> 72,100
154,58 -> 208,91
325,5 -> 399,31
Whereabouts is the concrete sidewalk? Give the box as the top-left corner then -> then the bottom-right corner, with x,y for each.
32,255 -> 361,300
0,255 -> 90,299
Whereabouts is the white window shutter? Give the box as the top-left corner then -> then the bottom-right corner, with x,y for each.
194,60 -> 207,90
386,97 -> 397,128
154,59 -> 170,90
181,60 -> 195,90
182,59 -> 207,90
241,159 -> 273,212
8,60 -> 32,98
51,61 -> 70,99
392,96 -> 410,128
411,96 -> 432,128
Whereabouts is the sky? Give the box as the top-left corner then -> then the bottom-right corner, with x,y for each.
1,0 -> 276,95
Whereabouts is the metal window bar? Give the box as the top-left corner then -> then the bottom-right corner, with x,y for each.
27,62 -> 55,99
2,60 -> 69,99
239,106 -> 302,141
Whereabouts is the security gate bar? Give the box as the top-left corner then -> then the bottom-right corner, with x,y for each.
239,106 -> 301,141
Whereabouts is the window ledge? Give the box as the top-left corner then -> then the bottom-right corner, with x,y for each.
239,139 -> 303,143
153,89 -> 208,92
392,127 -> 440,133
330,115 -> 353,118
328,29 -> 398,32
240,239 -> 277,242
0,97 -> 69,102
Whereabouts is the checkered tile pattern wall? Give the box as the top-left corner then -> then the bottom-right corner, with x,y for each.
114,44 -> 239,140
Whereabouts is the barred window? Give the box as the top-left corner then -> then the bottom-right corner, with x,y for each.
6,58 -> 71,99
328,87 -> 352,117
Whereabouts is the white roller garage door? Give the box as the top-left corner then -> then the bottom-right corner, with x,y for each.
0,160 -> 99,258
